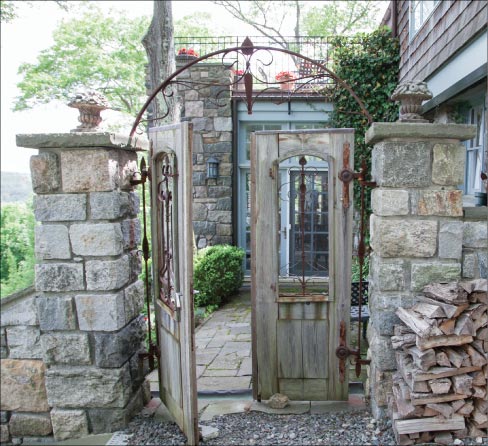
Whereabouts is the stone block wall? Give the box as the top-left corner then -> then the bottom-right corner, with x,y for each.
176,62 -> 234,249
0,287 -> 52,444
0,133 -> 149,442
364,122 -> 479,418
461,216 -> 488,280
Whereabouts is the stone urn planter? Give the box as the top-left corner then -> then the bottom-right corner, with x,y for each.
68,90 -> 110,132
391,80 -> 433,122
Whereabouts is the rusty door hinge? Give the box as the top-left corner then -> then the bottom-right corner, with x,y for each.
335,320 -> 358,383
337,142 -> 355,209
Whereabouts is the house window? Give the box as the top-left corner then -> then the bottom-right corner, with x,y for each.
238,122 -> 282,271
410,0 -> 440,38
465,104 -> 486,196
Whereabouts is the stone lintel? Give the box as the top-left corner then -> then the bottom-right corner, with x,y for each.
365,122 -> 476,145
16,133 -> 148,152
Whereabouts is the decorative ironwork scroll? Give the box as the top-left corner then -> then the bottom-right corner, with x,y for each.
130,157 -> 160,371
156,153 -> 177,312
129,37 -> 372,140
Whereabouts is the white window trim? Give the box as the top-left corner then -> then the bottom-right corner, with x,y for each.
409,0 -> 441,41
464,103 -> 486,197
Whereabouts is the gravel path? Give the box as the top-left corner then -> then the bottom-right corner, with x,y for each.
124,408 -> 488,446
199,411 -> 396,445
124,408 -> 397,445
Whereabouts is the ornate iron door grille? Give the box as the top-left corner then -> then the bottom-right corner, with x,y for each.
156,153 -> 178,313
288,158 -> 329,280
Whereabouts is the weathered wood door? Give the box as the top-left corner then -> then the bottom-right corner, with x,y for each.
149,123 -> 198,445
251,129 -> 354,401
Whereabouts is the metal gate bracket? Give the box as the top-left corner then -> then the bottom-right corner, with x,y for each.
337,142 -> 355,208
335,320 -> 358,383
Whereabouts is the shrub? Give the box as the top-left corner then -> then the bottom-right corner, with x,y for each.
193,244 -> 245,307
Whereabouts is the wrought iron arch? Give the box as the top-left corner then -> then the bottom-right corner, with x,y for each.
129,37 -> 372,140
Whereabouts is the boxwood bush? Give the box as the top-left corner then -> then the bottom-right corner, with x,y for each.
194,244 -> 245,307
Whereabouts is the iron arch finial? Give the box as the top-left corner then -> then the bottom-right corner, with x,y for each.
241,37 -> 254,55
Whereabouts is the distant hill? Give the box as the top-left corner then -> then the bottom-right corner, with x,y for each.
1,172 -> 33,203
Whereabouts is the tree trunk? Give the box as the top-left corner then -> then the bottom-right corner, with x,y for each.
142,0 -> 178,127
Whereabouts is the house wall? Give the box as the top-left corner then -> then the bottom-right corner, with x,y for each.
392,1 -> 487,200
397,0 -> 487,84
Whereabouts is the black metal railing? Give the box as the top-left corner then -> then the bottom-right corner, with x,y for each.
174,35 -> 331,60
174,36 -> 333,91
173,35 -> 371,93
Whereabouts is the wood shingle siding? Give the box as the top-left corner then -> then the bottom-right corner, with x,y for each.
398,0 -> 487,83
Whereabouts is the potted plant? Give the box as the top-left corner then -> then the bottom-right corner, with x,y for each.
275,71 -> 295,91
233,69 -> 245,90
176,48 -> 199,61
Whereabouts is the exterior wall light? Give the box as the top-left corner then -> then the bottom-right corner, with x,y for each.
206,157 -> 220,179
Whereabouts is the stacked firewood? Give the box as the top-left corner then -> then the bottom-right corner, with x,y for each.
388,279 -> 488,445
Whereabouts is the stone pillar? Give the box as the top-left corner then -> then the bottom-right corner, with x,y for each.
16,132 -> 148,440
176,62 -> 234,249
365,122 -> 477,418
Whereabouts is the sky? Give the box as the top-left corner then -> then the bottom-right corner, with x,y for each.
0,1 -> 252,173
1,1 -> 388,174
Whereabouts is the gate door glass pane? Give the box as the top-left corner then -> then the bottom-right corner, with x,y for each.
288,165 -> 329,277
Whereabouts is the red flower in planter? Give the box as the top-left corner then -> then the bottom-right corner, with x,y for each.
275,71 -> 295,81
177,48 -> 199,57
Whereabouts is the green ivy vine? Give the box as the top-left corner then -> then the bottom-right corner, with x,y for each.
329,27 -> 400,240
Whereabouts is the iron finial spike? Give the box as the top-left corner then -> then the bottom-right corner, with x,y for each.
241,37 -> 254,56
244,73 -> 254,114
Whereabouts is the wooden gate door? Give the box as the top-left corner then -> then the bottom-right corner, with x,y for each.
251,129 -> 354,401
149,123 -> 198,445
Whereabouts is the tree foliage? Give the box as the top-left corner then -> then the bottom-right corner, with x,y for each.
13,4 -> 218,119
213,1 -> 381,51
303,1 -> 381,36
214,1 -> 302,51
14,4 -> 149,115
0,0 -> 16,22
175,12 -> 216,39
0,202 -> 36,298
0,1 -> 69,23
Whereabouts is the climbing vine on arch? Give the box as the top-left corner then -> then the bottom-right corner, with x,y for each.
330,27 -> 400,238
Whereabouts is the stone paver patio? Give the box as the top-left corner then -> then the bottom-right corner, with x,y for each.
195,291 -> 252,392
148,291 -> 252,394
